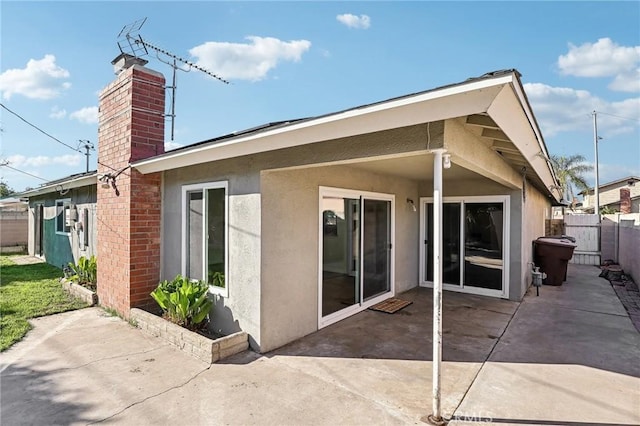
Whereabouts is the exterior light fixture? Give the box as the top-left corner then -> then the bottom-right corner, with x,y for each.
442,154 -> 451,169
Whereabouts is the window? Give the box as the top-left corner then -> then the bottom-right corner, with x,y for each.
55,199 -> 71,234
182,182 -> 228,296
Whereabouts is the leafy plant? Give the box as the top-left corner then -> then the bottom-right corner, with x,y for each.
67,255 -> 97,290
208,271 -> 225,288
549,154 -> 593,207
600,205 -> 617,215
150,275 -> 212,330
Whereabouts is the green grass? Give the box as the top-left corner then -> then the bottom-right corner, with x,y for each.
0,255 -> 88,351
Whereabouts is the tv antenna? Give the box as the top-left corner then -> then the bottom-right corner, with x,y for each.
116,18 -> 229,141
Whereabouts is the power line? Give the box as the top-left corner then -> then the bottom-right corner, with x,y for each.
596,111 -> 640,123
0,103 -> 128,177
0,103 -> 82,153
0,163 -> 50,182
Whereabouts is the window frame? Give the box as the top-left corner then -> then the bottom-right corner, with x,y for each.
181,181 -> 229,297
55,198 -> 72,235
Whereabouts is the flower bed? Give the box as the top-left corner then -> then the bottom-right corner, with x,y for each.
130,308 -> 248,364
60,278 -> 98,306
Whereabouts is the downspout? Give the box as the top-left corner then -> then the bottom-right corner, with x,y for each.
426,148 -> 447,425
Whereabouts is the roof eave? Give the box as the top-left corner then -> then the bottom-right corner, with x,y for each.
133,74 -> 515,174
18,174 -> 98,198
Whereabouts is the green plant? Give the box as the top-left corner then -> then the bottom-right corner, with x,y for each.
209,271 -> 225,288
600,205 -> 617,215
150,275 -> 212,330
1,255 -> 87,351
67,255 -> 97,290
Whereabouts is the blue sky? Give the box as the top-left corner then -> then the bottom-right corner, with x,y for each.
1,1 -> 639,193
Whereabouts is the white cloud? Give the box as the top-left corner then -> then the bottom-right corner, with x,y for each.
69,106 -> 98,124
609,68 -> 640,93
49,106 -> 67,119
524,82 -> 640,137
557,38 -> 640,93
189,36 -> 312,81
583,163 -> 640,187
165,141 -> 183,151
336,13 -> 371,29
0,55 -> 71,100
6,154 -> 82,168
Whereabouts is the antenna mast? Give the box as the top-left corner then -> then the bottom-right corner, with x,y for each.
116,18 -> 229,142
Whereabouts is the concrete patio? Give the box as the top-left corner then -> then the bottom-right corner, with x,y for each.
1,264 -> 639,425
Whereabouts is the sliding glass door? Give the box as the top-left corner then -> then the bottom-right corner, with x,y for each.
420,196 -> 509,298
320,188 -> 394,327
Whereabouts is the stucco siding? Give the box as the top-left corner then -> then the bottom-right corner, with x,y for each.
519,181 -> 551,299
601,214 -> 640,282
260,165 -> 419,352
162,158 -> 263,349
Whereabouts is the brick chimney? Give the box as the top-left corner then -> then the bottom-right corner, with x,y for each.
97,61 -> 165,316
620,187 -> 631,214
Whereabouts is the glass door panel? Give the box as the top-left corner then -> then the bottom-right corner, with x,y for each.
425,203 -> 462,285
362,199 -> 391,301
321,196 -> 359,317
187,191 -> 204,280
463,203 -> 503,290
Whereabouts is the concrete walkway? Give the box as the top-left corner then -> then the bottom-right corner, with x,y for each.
1,265 -> 639,425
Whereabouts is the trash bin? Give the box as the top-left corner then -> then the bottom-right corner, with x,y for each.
533,237 -> 577,286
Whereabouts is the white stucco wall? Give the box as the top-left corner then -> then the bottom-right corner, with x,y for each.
162,157 -> 263,349
519,180 -> 551,297
260,164 -> 420,352
602,214 -> 640,282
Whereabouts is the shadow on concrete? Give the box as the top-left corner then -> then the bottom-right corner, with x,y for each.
266,286 -> 517,364
454,417 -> 635,426
0,361 -> 94,424
264,265 -> 640,379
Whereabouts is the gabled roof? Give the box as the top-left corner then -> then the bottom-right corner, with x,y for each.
132,69 -> 559,201
579,176 -> 640,195
18,171 -> 97,198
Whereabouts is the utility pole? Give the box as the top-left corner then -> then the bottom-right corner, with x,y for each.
592,111 -> 602,265
79,140 -> 94,173
592,111 -> 600,215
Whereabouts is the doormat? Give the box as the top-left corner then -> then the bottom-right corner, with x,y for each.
369,298 -> 412,314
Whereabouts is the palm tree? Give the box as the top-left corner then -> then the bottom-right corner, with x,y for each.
550,154 -> 593,206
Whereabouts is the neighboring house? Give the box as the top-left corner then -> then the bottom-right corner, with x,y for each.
580,176 -> 640,214
94,62 -> 560,353
19,172 -> 98,269
0,197 -> 29,252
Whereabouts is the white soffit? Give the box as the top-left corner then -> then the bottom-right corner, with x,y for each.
487,84 -> 559,202
133,75 -> 514,174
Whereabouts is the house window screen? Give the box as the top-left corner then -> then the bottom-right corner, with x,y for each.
184,183 -> 227,296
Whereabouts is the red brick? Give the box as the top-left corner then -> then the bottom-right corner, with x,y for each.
97,65 -> 165,315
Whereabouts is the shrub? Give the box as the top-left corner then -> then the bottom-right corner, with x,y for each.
67,255 -> 97,290
150,275 -> 212,330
